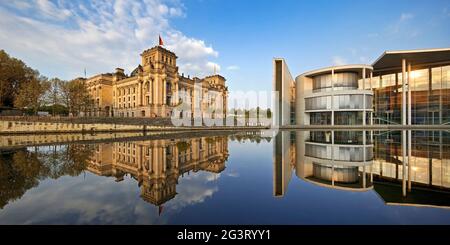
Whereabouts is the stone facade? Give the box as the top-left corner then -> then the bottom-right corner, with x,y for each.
82,46 -> 228,118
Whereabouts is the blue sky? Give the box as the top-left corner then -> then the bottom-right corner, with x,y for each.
0,0 -> 449,92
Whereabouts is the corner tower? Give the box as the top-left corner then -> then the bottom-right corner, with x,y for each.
140,46 -> 180,117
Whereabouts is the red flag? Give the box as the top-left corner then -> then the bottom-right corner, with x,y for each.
159,35 -> 164,46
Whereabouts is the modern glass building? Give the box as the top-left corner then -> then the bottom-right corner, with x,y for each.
274,48 -> 450,126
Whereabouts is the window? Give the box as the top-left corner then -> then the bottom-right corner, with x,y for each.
334,111 -> 363,125
313,74 -> 332,92
305,96 -> 331,110
310,112 -> 331,125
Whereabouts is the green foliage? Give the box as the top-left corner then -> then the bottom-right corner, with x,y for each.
0,144 -> 94,209
0,50 -> 39,107
14,76 -> 50,114
38,104 -> 69,116
1,50 -> 94,115
60,78 -> 94,116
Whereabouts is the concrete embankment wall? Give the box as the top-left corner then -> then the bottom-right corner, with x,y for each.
0,121 -> 149,134
0,132 -> 144,150
0,120 -> 268,134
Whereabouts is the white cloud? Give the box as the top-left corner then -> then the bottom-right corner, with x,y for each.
226,65 -> 240,71
443,7 -> 450,17
400,13 -> 414,21
0,0 -> 218,79
388,12 -> 415,34
332,56 -> 347,66
5,1 -> 32,10
36,0 -> 72,20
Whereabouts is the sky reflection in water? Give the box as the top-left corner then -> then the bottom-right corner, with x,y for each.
0,131 -> 450,224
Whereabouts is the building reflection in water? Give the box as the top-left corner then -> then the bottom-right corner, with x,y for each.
274,130 -> 450,208
0,135 -> 229,212
87,136 -> 229,209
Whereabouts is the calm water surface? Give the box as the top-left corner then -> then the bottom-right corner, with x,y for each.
1,130 -> 450,224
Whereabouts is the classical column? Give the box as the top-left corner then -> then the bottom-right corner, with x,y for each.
163,146 -> 167,173
151,79 -> 155,105
163,79 -> 167,105
139,145 -> 143,171
174,82 -> 179,105
138,81 -> 142,106
154,78 -> 159,105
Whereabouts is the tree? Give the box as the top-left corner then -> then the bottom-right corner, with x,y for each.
45,78 -> 65,116
14,75 -> 50,115
266,108 -> 272,119
60,78 -> 93,116
0,50 -> 37,107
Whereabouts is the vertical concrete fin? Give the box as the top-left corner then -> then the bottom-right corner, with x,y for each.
273,58 -> 295,126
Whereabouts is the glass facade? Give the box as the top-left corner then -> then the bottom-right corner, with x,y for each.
372,130 -> 450,188
310,112 -> 331,125
305,141 -> 372,162
306,94 -> 372,111
334,94 -> 371,109
309,131 -> 372,145
334,111 -> 363,125
313,72 -> 358,92
312,163 -> 359,183
372,65 -> 450,125
305,67 -> 372,126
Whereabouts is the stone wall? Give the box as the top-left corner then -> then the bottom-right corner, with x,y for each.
0,121 -> 146,134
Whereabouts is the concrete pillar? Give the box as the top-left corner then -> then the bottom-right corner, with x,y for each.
331,69 -> 335,126
408,129 -> 412,191
331,130 -> 335,164
402,130 -> 407,197
407,63 -> 412,192
363,97 -> 366,126
363,133 -> 366,158
331,165 -> 335,186
370,165 -> 373,182
402,59 -> 407,126
408,63 -> 412,125
363,166 -> 366,188
362,68 -> 366,90
362,69 -> 366,125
